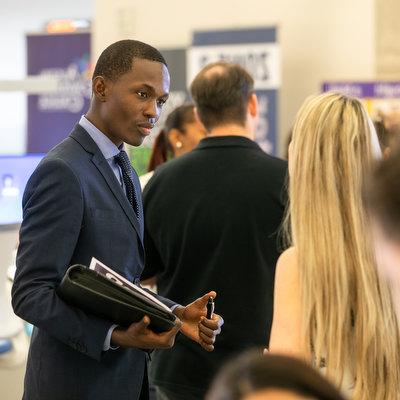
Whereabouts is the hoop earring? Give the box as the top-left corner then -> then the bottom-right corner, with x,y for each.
176,141 -> 182,149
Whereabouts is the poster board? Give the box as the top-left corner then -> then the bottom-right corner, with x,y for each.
27,31 -> 91,153
187,27 -> 280,155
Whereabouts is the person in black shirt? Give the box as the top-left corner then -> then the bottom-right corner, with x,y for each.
142,61 -> 287,399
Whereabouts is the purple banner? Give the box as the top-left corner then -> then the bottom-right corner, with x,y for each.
322,82 -> 400,98
27,32 -> 91,153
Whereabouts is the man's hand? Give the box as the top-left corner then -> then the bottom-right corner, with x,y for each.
111,316 -> 182,349
173,291 -> 224,352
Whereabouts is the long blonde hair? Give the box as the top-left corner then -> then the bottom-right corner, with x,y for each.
286,92 -> 400,399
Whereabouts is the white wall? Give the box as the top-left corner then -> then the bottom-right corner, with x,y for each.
0,0 -> 93,155
93,0 -> 376,155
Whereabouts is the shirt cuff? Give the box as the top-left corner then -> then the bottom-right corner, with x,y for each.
170,304 -> 180,312
103,324 -> 119,351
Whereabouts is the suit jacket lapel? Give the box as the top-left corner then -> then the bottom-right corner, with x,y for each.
69,125 -> 144,245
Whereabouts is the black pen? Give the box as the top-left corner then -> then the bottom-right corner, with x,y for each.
206,297 -> 214,319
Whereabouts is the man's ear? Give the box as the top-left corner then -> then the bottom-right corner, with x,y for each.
248,93 -> 258,118
193,107 -> 203,125
92,76 -> 108,102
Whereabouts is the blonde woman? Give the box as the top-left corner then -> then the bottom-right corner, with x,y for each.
269,92 -> 400,399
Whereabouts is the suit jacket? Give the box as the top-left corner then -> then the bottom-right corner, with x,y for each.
142,136 -> 287,397
12,125 -> 174,400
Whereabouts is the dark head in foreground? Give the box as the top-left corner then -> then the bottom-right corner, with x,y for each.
206,351 -> 347,400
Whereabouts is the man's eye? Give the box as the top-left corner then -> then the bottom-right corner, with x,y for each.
137,91 -> 148,98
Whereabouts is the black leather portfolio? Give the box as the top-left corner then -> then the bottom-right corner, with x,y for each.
57,264 -> 176,332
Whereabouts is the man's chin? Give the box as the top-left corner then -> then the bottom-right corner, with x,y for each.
126,136 -> 145,147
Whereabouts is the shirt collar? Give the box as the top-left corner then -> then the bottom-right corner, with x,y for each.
197,135 -> 259,150
79,115 -> 121,160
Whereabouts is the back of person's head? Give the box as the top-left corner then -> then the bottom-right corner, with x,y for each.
287,91 -> 400,398
206,351 -> 346,400
92,39 -> 167,82
190,61 -> 254,131
147,104 -> 198,171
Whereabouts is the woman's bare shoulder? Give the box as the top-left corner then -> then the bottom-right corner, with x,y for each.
275,247 -> 298,283
269,246 -> 302,353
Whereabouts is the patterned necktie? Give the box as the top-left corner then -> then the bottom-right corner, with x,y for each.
114,150 -> 139,217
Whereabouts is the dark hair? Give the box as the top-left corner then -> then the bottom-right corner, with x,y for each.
366,141 -> 400,241
190,62 -> 254,131
374,119 -> 391,151
92,39 -> 167,82
147,104 -> 196,171
207,351 -> 347,400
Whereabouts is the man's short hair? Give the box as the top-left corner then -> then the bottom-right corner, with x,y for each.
190,62 -> 254,131
92,39 -> 167,82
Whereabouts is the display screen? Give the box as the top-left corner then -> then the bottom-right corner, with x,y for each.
0,154 -> 44,225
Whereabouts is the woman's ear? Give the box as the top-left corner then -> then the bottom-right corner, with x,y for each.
167,128 -> 182,148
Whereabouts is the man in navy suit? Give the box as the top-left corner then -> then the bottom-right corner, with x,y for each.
12,40 -> 223,400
